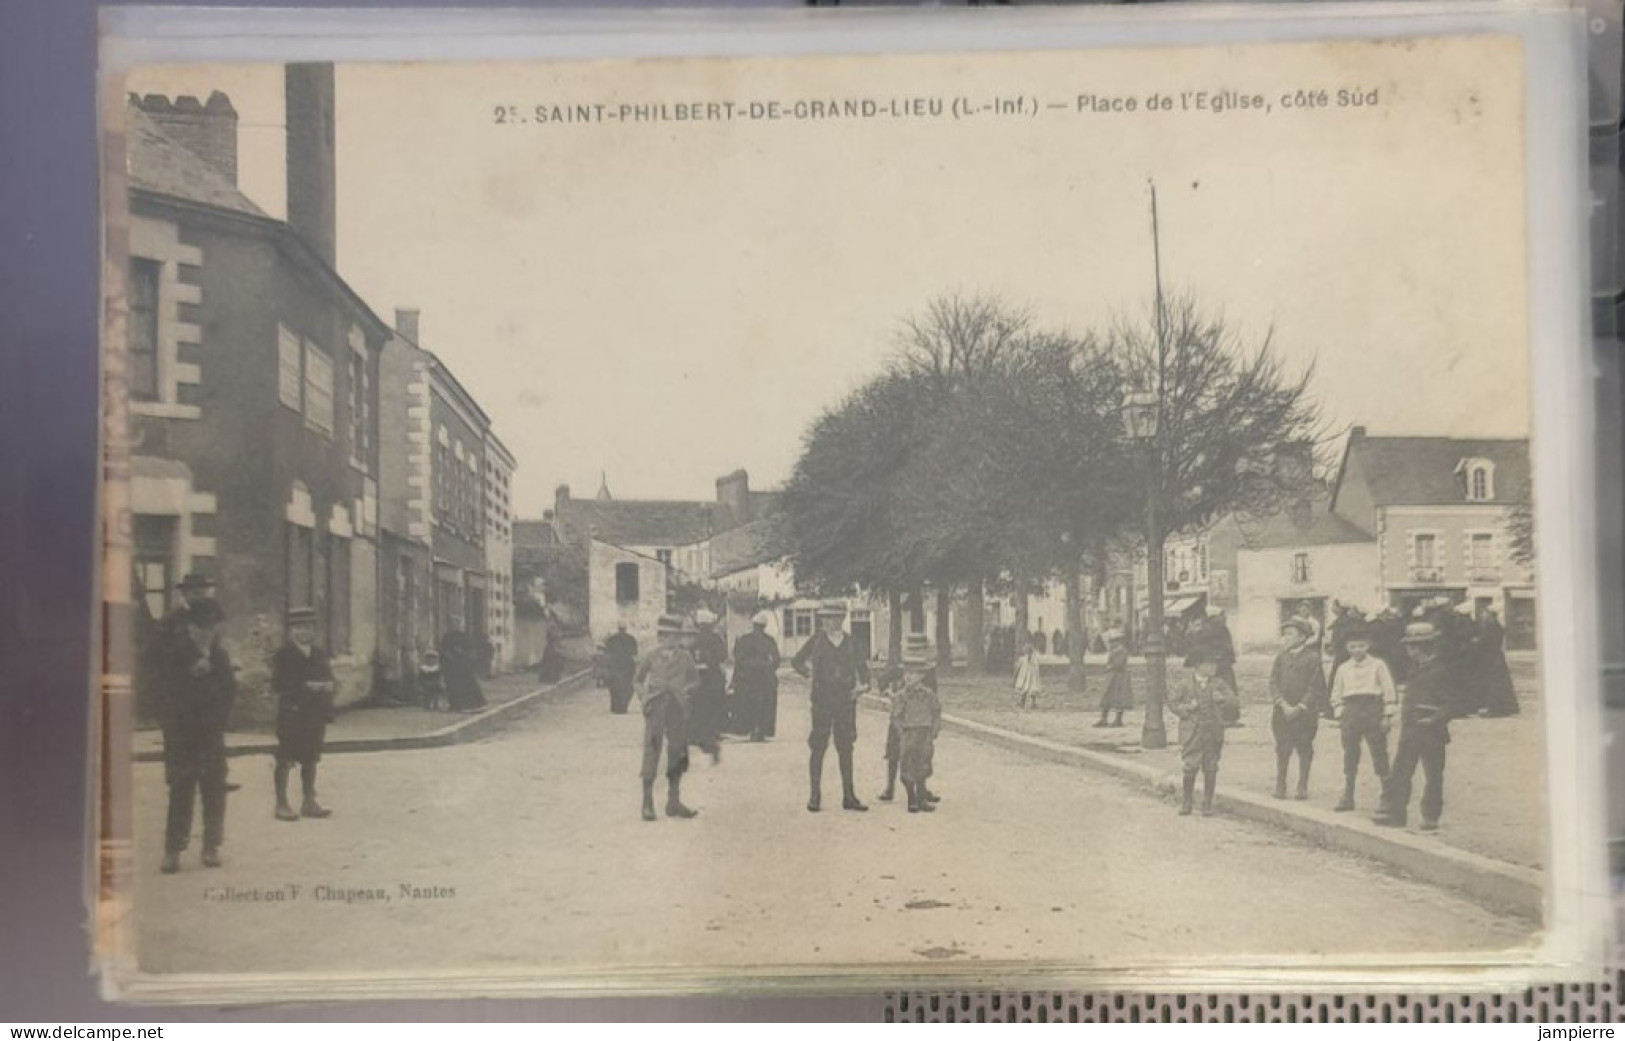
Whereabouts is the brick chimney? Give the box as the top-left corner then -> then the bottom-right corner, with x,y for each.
131,91 -> 239,184
395,308 -> 421,343
285,63 -> 337,266
716,469 -> 750,524
555,484 -> 572,517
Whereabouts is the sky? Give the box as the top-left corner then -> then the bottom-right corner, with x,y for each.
126,36 -> 1530,516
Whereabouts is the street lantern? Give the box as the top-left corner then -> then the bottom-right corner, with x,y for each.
1121,389 -> 1159,442
1121,386 -> 1169,750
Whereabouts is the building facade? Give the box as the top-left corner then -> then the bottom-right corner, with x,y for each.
378,308 -> 513,678
125,68 -> 387,717
1329,428 -> 1536,648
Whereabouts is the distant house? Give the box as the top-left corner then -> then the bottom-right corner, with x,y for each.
1232,492 -> 1378,651
1329,427 -> 1535,648
516,469 -> 782,649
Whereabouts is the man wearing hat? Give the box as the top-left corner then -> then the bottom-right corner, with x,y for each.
731,611 -> 782,741
634,614 -> 701,821
1168,642 -> 1239,816
603,623 -> 639,715
271,606 -> 337,822
689,609 -> 728,762
1372,621 -> 1458,831
791,601 -> 872,812
156,594 -> 237,873
1327,622 -> 1397,812
1269,617 -> 1327,800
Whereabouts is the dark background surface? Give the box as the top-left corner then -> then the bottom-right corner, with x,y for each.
3,0 -> 1619,1023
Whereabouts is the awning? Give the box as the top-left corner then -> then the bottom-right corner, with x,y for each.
1164,596 -> 1200,615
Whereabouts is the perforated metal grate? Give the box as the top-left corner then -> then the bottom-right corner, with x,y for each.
885,975 -> 1624,1022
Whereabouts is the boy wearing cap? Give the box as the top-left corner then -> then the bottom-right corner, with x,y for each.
1169,644 -> 1239,816
271,607 -> 337,822
891,635 -> 942,814
635,615 -> 701,821
1328,625 -> 1397,812
157,600 -> 236,872
791,602 -> 872,812
1269,618 -> 1328,800
1372,622 -> 1457,831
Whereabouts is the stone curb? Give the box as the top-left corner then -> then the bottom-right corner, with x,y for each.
859,694 -> 1543,921
133,670 -> 593,763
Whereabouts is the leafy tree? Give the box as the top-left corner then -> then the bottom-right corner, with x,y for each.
1507,474 -> 1535,568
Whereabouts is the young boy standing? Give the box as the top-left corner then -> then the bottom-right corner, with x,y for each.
1169,644 -> 1239,817
635,614 -> 702,821
1269,618 -> 1328,800
272,606 -> 337,823
892,635 -> 942,814
1328,623 -> 1397,812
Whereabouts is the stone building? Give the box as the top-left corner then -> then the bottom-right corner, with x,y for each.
378,308 -> 512,680
124,65 -> 388,716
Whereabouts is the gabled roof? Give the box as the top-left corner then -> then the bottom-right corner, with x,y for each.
557,498 -> 721,549
709,517 -> 788,577
126,106 -> 265,218
1239,494 -> 1376,551
1335,435 -> 1530,508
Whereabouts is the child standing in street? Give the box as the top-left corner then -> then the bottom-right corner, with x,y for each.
892,634 -> 942,813
1270,618 -> 1328,801
1014,639 -> 1043,710
1169,644 -> 1239,817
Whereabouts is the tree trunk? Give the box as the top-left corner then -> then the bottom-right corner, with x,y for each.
1013,570 -> 1030,652
934,586 -> 953,670
965,578 -> 986,673
887,589 -> 904,666
1066,560 -> 1086,694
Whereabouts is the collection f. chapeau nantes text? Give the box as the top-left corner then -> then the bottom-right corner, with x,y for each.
493,86 -> 1384,127
201,884 -> 457,905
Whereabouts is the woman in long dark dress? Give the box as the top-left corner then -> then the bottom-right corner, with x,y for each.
1477,610 -> 1520,716
441,629 -> 487,712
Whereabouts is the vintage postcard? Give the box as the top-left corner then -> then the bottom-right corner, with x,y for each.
95,12 -> 1605,999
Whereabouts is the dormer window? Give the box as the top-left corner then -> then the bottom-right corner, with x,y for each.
1459,458 -> 1495,502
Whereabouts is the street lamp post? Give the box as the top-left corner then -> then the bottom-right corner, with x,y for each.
1122,389 -> 1168,749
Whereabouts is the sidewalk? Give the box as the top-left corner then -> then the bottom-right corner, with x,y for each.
874,656 -> 1546,919
132,670 -> 590,762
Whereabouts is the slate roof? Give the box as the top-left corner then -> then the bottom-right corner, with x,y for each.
1238,491 -> 1376,550
556,498 -> 723,549
709,517 -> 788,577
126,106 -> 266,218
1336,435 -> 1531,508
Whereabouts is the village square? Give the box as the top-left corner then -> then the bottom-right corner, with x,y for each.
119,60 -> 1546,974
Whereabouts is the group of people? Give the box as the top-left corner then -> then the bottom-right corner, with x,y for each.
137,573 -> 340,875
1154,595 -> 1520,830
622,601 -> 945,820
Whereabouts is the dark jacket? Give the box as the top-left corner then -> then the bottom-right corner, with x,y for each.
791,632 -> 870,706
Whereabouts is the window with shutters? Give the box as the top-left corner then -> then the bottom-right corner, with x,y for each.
278,325 -> 303,411
304,341 -> 335,435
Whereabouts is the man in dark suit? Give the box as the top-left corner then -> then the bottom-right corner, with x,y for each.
272,606 -> 337,822
157,599 -> 236,873
791,602 -> 872,812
